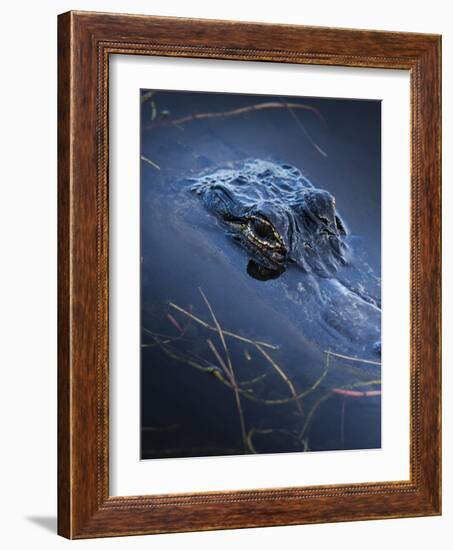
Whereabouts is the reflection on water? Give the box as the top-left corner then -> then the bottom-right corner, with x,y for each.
140,90 -> 381,459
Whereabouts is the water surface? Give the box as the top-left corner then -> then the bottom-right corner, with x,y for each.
140,90 -> 381,459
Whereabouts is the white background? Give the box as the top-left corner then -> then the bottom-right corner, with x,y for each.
0,0 -> 450,548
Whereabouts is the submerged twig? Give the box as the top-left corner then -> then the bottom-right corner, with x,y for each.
299,361 -> 381,441
146,101 -> 325,129
141,91 -> 155,104
246,427 -> 304,454
144,298 -> 381,456
145,329 -> 280,405
169,302 -> 278,349
239,373 -> 267,387
255,344 -> 303,415
144,101 -> 326,156
141,155 -> 161,170
149,332 -> 229,381
199,288 -> 247,452
167,313 -> 184,333
325,350 -> 381,366
300,392 -> 334,440
142,320 -> 190,347
245,350 -> 333,406
207,339 -> 232,382
332,388 -> 381,397
283,101 -> 327,157
246,428 -> 274,454
142,424 -> 180,432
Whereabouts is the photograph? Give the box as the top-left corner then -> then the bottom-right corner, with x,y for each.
140,89 -> 382,459
0,2 -> 442,545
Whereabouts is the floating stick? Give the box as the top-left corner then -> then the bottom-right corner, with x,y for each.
255,344 -> 303,415
199,288 -> 247,452
169,302 -> 278,349
324,350 -> 381,366
146,102 -> 325,129
332,388 -> 381,397
144,101 -> 327,157
141,155 -> 161,170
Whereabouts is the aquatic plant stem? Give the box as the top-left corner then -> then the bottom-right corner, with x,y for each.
146,102 -> 325,129
141,155 -> 161,170
199,288 -> 248,453
151,333 -> 225,377
283,101 -> 328,157
246,428 -> 273,454
299,392 -> 334,440
144,101 -> 327,157
207,339 -> 233,382
255,343 -> 303,415
332,388 -> 381,397
169,302 -> 278,349
145,329 -> 280,404
325,350 -> 381,366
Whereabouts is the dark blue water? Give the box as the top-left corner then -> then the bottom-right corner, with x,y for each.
140,90 -> 381,459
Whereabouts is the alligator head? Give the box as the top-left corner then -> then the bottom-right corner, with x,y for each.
190,159 -> 349,281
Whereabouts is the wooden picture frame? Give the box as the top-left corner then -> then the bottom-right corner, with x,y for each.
58,10 -> 441,539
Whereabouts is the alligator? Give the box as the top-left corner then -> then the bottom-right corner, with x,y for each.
188,159 -> 381,361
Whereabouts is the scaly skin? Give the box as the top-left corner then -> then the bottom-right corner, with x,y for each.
190,159 -> 348,281
188,158 -> 381,359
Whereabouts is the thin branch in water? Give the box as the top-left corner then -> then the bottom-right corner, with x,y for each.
255,344 -> 303,415
239,373 -> 267,387
283,101 -> 327,157
199,289 -> 232,373
144,101 -> 326,157
300,369 -> 381,441
246,427 -> 304,454
199,288 -> 248,452
332,388 -> 381,397
207,338 -> 233,383
299,392 -> 334,440
343,379 -> 381,389
142,424 -> 180,432
149,332 -> 231,384
141,91 -> 154,104
240,351 -> 333,406
246,428 -> 274,454
167,313 -> 184,333
141,155 -> 161,170
325,350 -> 381,366
146,329 -> 279,406
169,302 -> 278,349
146,102 -> 325,129
142,323 -> 190,347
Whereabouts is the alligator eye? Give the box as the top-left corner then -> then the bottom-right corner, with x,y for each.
318,215 -> 330,226
251,217 -> 274,240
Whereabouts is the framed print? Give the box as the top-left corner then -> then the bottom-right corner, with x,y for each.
58,11 -> 441,538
